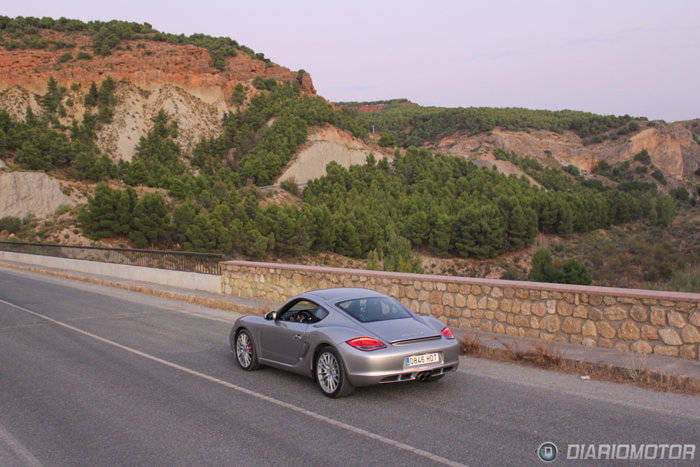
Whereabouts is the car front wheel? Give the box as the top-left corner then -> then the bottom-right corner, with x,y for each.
234,329 -> 261,370
314,347 -> 354,398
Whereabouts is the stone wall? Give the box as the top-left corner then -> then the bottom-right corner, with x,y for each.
220,261 -> 700,360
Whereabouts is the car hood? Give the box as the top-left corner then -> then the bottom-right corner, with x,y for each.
360,317 -> 440,343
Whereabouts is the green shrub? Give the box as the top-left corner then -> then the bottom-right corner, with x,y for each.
76,51 -> 92,60
280,179 -> 299,196
57,52 -> 72,63
669,187 -> 690,203
0,216 -> 23,234
633,149 -> 651,165
651,169 -> 667,184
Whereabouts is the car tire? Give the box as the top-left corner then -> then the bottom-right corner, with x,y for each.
314,347 -> 354,398
233,329 -> 262,371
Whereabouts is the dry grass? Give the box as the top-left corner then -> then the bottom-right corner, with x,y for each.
460,331 -> 482,354
461,332 -> 699,395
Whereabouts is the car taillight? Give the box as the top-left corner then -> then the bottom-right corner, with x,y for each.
346,337 -> 386,351
441,327 -> 455,339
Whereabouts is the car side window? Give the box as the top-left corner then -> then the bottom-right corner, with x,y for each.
278,300 -> 328,324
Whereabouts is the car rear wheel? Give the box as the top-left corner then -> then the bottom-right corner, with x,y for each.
315,347 -> 354,398
234,329 -> 261,370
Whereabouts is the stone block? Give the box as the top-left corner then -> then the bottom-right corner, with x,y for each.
603,296 -> 617,305
630,341 -> 653,354
604,306 -> 627,321
455,294 -> 467,308
680,344 -> 698,360
589,295 -> 603,306
690,312 -> 699,327
630,305 -> 649,323
658,328 -> 682,346
598,338 -> 613,348
613,342 -> 629,352
582,320 -> 597,337
504,288 -> 515,299
618,321 -> 640,341
491,287 -> 503,298
530,316 -> 540,329
516,289 -> 529,299
447,283 -> 459,293
442,293 -> 455,307
597,322 -> 616,339
499,299 -> 513,313
588,309 -> 603,321
532,302 -> 547,317
573,305 -> 588,318
654,345 -> 679,357
494,323 -> 505,334
513,315 -> 530,327
561,317 -> 583,334
546,300 -> 557,314
650,307 -> 666,326
668,311 -> 687,329
557,301 -> 573,316
582,337 -> 597,347
541,315 -> 561,333
471,285 -> 482,295
494,311 -> 506,322
520,301 -> 531,315
487,298 -> 499,311
641,324 -> 659,341
681,324 -> 700,344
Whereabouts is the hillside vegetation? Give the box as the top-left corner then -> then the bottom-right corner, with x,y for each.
356,102 -> 643,147
0,15 -> 272,69
0,15 -> 697,291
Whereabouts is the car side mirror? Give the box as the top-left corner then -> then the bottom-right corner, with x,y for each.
264,310 -> 277,321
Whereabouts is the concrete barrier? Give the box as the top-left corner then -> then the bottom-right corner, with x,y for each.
0,251 -> 220,293
221,260 -> 700,360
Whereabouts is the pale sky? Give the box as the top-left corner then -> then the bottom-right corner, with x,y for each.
4,0 -> 699,121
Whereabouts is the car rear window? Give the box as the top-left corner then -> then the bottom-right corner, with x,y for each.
336,297 -> 411,323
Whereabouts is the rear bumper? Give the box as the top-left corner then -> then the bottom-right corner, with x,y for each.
340,338 -> 460,387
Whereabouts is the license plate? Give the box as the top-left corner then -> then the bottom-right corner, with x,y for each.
404,352 -> 441,368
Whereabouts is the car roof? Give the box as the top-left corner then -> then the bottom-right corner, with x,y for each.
304,287 -> 388,303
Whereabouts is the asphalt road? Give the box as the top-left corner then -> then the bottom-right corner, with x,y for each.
0,266 -> 698,466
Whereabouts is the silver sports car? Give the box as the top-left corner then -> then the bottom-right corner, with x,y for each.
229,288 -> 460,397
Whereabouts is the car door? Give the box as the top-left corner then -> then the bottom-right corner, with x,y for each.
260,299 -> 318,365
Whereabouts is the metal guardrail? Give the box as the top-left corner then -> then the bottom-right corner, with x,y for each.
0,241 -> 224,275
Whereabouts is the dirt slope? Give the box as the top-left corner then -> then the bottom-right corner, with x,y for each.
436,124 -> 700,184
276,125 -> 393,184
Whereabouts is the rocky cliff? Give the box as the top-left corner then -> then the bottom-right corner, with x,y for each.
435,122 -> 700,184
0,171 -> 78,218
0,29 -> 315,160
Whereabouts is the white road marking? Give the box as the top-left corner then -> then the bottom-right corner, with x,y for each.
0,298 -> 465,467
0,423 -> 42,467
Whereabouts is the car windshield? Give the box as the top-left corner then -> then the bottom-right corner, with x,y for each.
336,297 -> 411,323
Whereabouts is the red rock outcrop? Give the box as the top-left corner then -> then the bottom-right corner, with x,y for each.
0,30 -> 315,100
